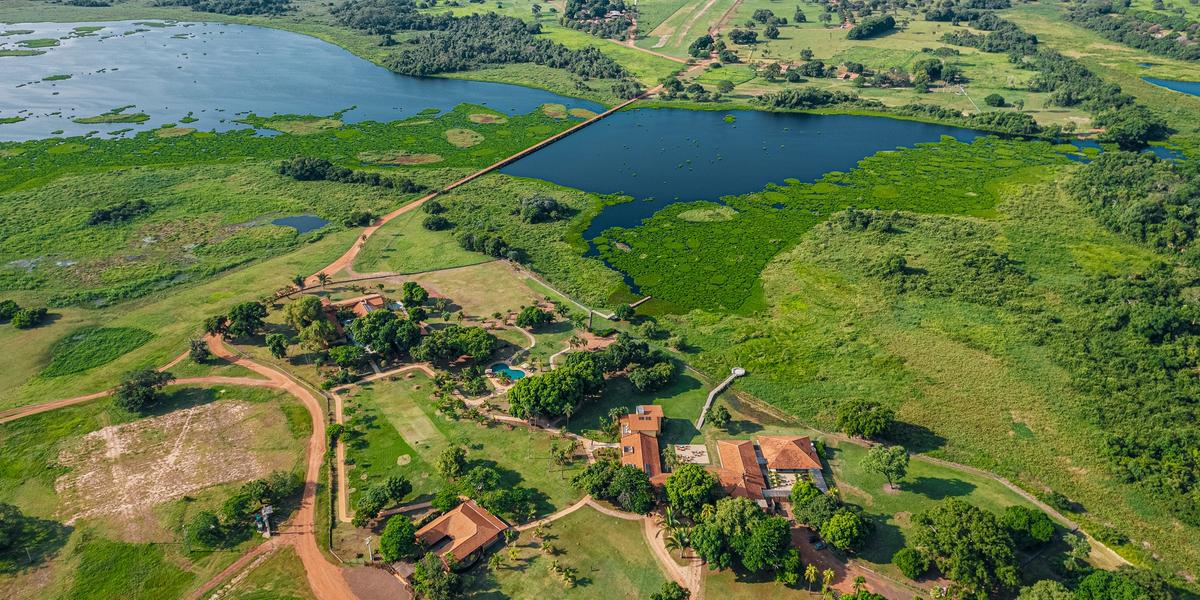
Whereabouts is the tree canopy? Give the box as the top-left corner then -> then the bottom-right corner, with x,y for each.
910,499 -> 1020,598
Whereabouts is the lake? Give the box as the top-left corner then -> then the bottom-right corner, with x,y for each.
1143,77 -> 1200,97
502,108 -> 988,234
0,20 -> 601,141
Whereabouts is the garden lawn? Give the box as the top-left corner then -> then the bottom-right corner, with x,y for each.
463,505 -> 668,598
566,371 -> 710,444
341,373 -> 584,517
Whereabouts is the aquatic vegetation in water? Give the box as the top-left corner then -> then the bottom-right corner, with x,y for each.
73,106 -> 151,124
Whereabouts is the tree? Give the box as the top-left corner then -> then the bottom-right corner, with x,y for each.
10,307 -> 47,329
1016,580 -> 1073,600
663,464 -> 717,518
329,345 -> 366,370
297,318 -> 338,351
613,303 -> 635,321
862,445 -> 909,488
892,546 -> 929,580
292,274 -> 306,289
706,404 -> 731,429
1073,568 -> 1170,600
740,515 -> 791,571
187,510 -> 226,548
189,338 -> 210,363
1001,506 -> 1055,549
804,564 -> 819,591
204,315 -> 228,337
516,305 -> 554,329
316,272 -> 331,287
226,302 -> 267,338
423,215 -> 451,231
764,24 -> 780,39
650,581 -> 691,600
1096,104 -> 1169,149
910,499 -> 1019,599
379,514 -> 418,561
284,295 -> 324,330
437,446 -> 467,480
113,369 -> 175,413
794,6 -> 806,22
835,398 -> 894,438
402,281 -> 429,306
266,333 -> 289,359
0,299 -> 19,322
775,548 -> 803,585
411,553 -> 459,600
984,93 -> 1006,107
820,509 -> 868,551
607,465 -> 655,513
716,79 -> 734,93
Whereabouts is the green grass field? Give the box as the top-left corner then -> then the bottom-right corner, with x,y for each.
352,206 -> 495,275
464,505 -> 669,598
341,372 -> 583,516
220,547 -> 315,600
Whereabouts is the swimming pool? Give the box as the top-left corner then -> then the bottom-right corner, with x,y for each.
490,363 -> 526,380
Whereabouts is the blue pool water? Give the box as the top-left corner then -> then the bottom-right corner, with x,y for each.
1143,77 -> 1200,97
490,363 -> 526,380
272,214 -> 329,234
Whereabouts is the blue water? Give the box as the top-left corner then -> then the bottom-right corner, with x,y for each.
1143,77 -> 1200,97
503,108 -> 987,235
490,363 -> 526,380
272,214 -> 329,234
0,21 -> 602,141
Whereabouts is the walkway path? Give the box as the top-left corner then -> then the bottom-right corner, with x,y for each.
694,366 -> 745,429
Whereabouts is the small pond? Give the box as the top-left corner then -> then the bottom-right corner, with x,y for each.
0,21 -> 601,141
490,363 -> 526,380
1143,77 -> 1200,97
272,214 -> 329,234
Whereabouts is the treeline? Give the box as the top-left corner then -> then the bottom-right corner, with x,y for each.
561,0 -> 632,39
87,198 -> 152,226
333,0 -> 628,79
1066,1 -> 1200,62
153,0 -> 292,15
276,156 -> 423,191
846,14 -> 895,39
939,11 -> 1169,147
755,89 -> 1043,136
924,0 -> 1011,23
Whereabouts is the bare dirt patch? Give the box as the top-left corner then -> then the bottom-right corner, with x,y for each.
540,103 -> 568,119
263,118 -> 342,135
444,128 -> 484,148
155,126 -> 195,138
54,400 -> 297,536
468,113 -> 508,124
357,150 -> 443,165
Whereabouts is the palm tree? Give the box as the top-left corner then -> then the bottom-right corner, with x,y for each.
292,274 -> 305,289
663,532 -> 684,557
316,272 -> 331,288
657,505 -> 679,530
821,568 -> 834,593
487,552 -> 503,571
853,575 -> 866,593
805,564 -> 818,592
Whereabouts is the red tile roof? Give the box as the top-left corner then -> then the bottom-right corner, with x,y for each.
416,498 -> 508,563
620,432 -> 662,477
757,436 -> 822,471
713,439 -> 766,499
619,405 -> 663,436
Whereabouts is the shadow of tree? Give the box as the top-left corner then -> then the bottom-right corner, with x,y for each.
0,516 -> 71,574
885,420 -> 947,454
906,476 -> 975,500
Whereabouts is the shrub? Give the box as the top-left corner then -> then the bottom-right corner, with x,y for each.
893,546 -> 929,579
11,307 -> 48,329
984,93 -> 1006,107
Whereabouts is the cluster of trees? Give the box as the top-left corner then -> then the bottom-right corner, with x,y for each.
0,299 -> 47,330
687,34 -> 715,58
205,301 -> 269,340
1066,2 -> 1200,62
561,0 -> 632,38
276,156 -> 423,191
571,459 -> 655,513
434,446 -> 542,520
897,499 -> 1060,595
846,14 -> 895,39
515,305 -> 554,329
281,295 -> 338,352
113,369 -> 176,413
346,308 -> 422,357
756,87 -> 870,109
659,76 -> 723,102
517,195 -> 570,223
940,14 -> 1038,53
188,471 -> 302,549
87,198 -> 152,226
411,324 -> 499,363
457,231 -> 523,262
924,0 -> 1011,23
836,398 -> 895,439
691,497 -> 795,574
153,0 -> 292,15
728,29 -> 758,44
791,480 -> 869,552
353,473 -> 413,526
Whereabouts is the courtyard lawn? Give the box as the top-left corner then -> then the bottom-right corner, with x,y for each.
565,371 -> 710,444
341,373 -> 584,518
463,505 -> 669,598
